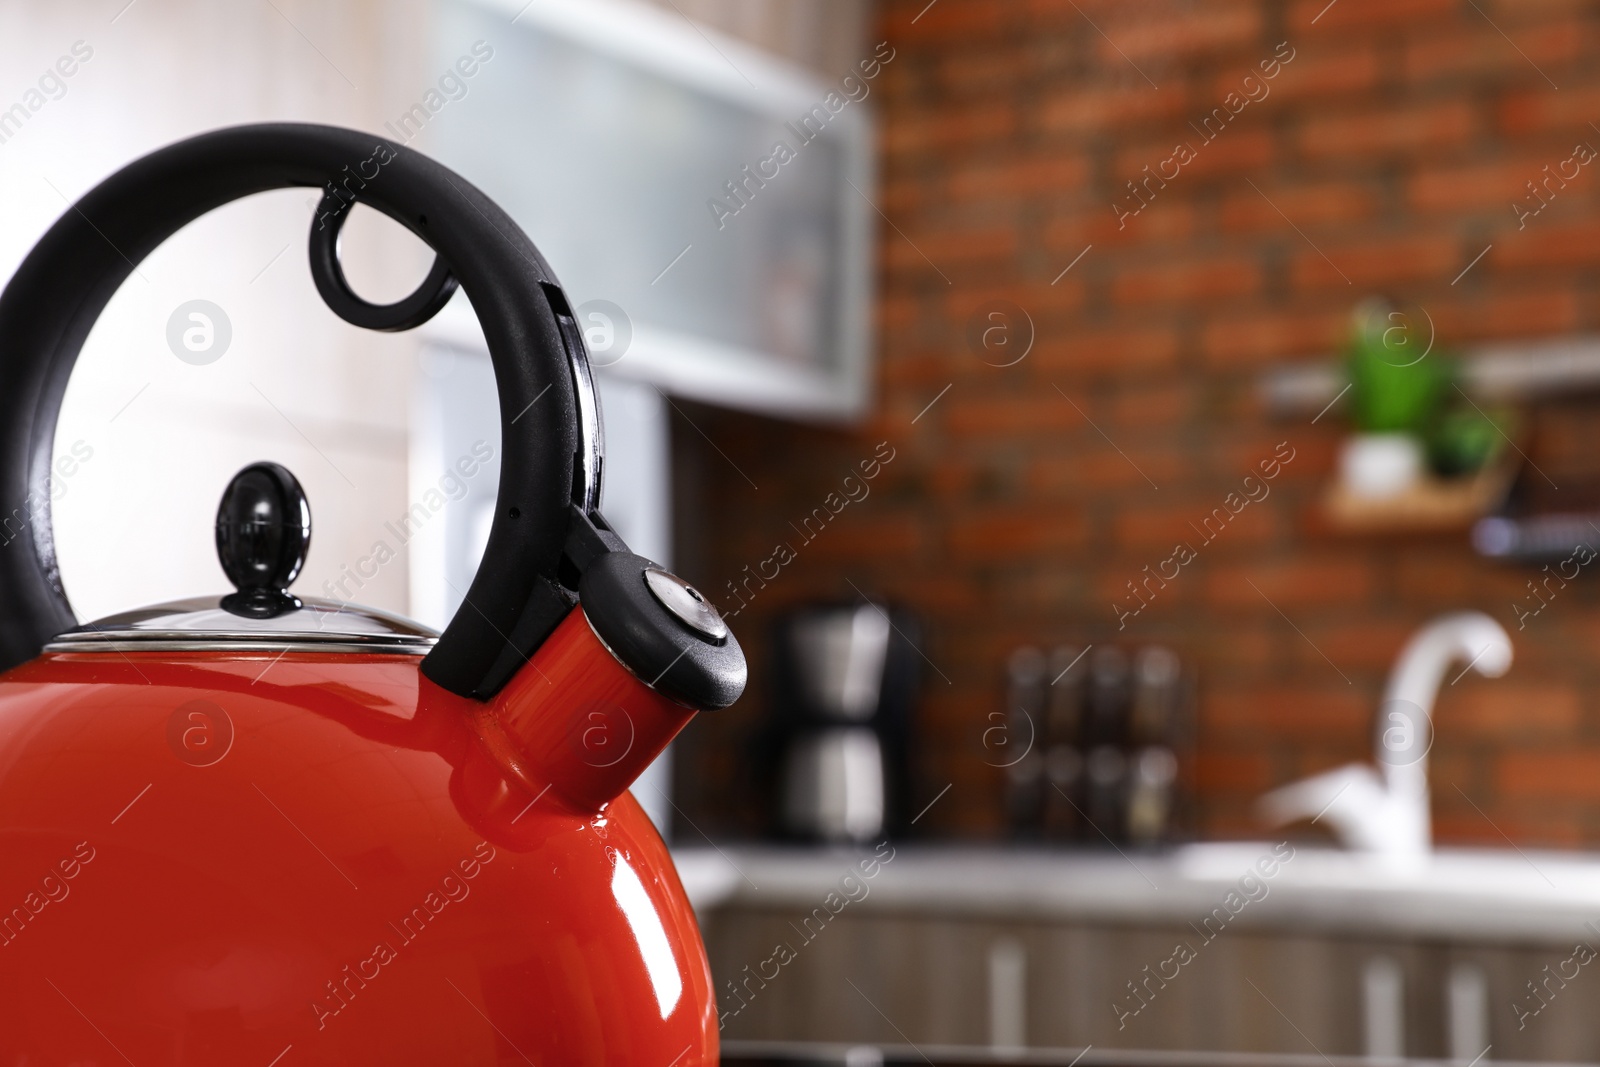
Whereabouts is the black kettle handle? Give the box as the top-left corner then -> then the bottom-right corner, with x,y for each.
0,123 -> 615,700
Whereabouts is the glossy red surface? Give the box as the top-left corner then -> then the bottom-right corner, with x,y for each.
0,607 -> 717,1065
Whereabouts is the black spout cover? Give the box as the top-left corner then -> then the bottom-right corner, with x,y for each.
579,552 -> 746,710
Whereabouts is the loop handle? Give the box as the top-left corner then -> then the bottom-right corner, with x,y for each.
0,124 -> 605,699
308,190 -> 459,332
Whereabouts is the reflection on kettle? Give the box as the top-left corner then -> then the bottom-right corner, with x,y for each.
0,125 -> 744,1065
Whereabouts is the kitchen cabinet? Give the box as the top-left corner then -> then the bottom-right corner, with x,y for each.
683,846 -> 1600,1062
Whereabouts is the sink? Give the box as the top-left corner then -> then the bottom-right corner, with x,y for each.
1259,612 -> 1515,859
1175,841 -> 1600,942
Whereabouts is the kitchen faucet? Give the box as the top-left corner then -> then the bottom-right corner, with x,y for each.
1258,612 -> 1513,861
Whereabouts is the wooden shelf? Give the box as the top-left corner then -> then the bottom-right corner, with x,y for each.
1320,456 -> 1518,534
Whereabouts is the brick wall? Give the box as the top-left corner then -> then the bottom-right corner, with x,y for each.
671,0 -> 1600,845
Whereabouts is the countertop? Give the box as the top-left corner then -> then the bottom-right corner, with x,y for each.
672,842 -> 1600,944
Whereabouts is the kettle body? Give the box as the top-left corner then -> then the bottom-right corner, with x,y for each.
0,125 -> 745,1065
0,649 -> 710,1064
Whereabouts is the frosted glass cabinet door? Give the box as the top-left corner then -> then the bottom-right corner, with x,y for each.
426,0 -> 875,419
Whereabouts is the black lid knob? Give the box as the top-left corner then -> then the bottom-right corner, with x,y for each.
216,462 -> 311,619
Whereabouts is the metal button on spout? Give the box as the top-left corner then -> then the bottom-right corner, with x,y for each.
643,567 -> 728,642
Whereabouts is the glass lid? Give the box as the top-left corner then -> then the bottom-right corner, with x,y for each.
46,595 -> 438,655
46,461 -> 437,657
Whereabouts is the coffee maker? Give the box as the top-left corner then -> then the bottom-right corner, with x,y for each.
765,602 -> 920,842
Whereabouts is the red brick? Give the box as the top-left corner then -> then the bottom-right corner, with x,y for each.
1403,20 -> 1587,85
993,565 -> 1092,616
892,572 -> 987,616
1108,381 -> 1196,429
1287,0 -> 1458,35
1281,743 -> 1373,781
1266,42 -> 1383,101
1112,128 -> 1274,187
882,102 -> 1019,157
877,294 -> 926,339
1297,100 -> 1476,159
1535,408 -> 1600,469
883,223 -> 1019,276
880,0 -> 1023,42
945,392 -> 1079,438
1202,686 -> 1370,738
880,351 -> 962,395
1102,589 -> 1189,629
880,174 -> 939,217
1220,181 -> 1378,233
1193,750 -> 1276,792
1091,557 -> 1166,605
1075,196 -> 1197,246
1112,254 -> 1260,305
1427,286 -> 1580,342
1196,620 -> 1279,673
1210,432 -> 1329,486
1434,808 -> 1586,849
1497,85 -> 1600,137
1200,306 -> 1348,368
1101,3 -> 1262,64
935,49 -> 1026,96
1031,324 -> 1182,375
1205,557 -> 1377,610
1037,85 -> 1190,137
1498,750 -> 1600,801
1028,447 -> 1194,494
1392,549 -> 1534,607
921,452 -> 985,497
947,507 -> 1089,558
947,152 -> 1091,201
1407,156 -> 1559,216
1290,233 -> 1461,292
1113,496 -> 1279,550
1495,219 -> 1600,271
1184,128 -> 1279,181
943,284 -> 1083,341
1493,0 -> 1600,16
1293,618 -> 1420,671
1447,684 -> 1581,740
799,511 -> 929,561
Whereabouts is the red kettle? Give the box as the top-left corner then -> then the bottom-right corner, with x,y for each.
0,124 -> 745,1065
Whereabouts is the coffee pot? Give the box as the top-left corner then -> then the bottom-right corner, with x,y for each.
0,124 -> 744,1064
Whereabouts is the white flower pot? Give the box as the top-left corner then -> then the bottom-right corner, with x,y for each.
1339,433 -> 1424,499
